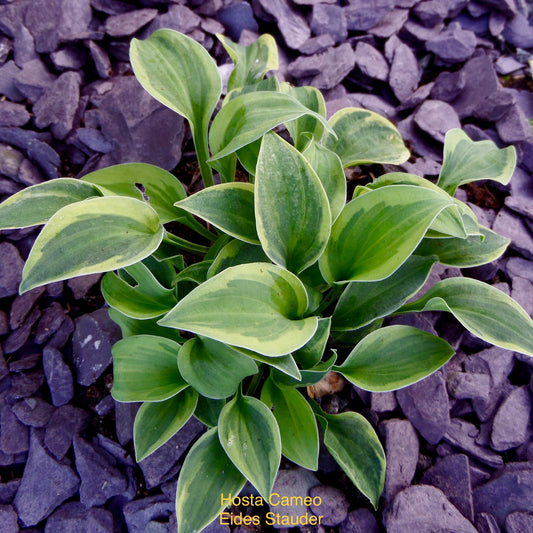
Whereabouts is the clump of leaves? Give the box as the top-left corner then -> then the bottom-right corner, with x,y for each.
0,29 -> 529,532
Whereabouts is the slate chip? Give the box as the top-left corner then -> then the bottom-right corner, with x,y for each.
0,101 -> 30,127
344,0 -> 395,31
339,509 -> 379,533
414,100 -> 461,143
505,512 -> 533,533
123,495 -> 174,533
447,371 -> 491,401
0,243 -> 24,298
27,139 -> 60,180
12,397 -> 55,428
0,405 -> 30,455
503,14 -> 533,49
0,61 -> 24,101
105,8 -> 158,38
309,485 -> 349,526
13,58 -> 56,103
3,307 -> 41,355
44,405 -> 91,460
43,346 -> 74,407
216,1 -> 258,41
430,69 -> 466,102
353,41 -> 389,81
14,430 -> 79,527
496,106 -> 533,145
426,24 -> 477,63
412,0 -> 449,27
89,41 -> 113,80
0,504 -> 18,532
34,302 -> 66,345
389,43 -> 420,102
143,4 -> 202,37
76,127 -> 114,153
492,208 -> 533,260
44,501 -> 114,532
310,4 -> 347,45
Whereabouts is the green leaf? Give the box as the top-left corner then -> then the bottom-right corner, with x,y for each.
218,393 -> 281,499
256,132 -> 331,273
82,163 -> 188,224
159,263 -> 318,357
134,387 -> 197,461
437,129 -> 516,195
20,197 -> 164,293
178,337 -> 258,399
324,107 -> 410,167
314,406 -> 385,509
111,335 -> 186,402
207,239 -> 270,278
177,428 -> 246,533
176,183 -> 259,244
399,277 -> 533,357
332,255 -> 436,330
330,320 -> 383,348
303,141 -> 346,222
234,348 -> 302,380
261,377 -> 319,470
209,91 -> 333,161
174,260 -> 212,285
108,308 -> 185,343
273,352 -> 337,388
236,137 -> 262,176
281,83 -> 326,151
102,262 -> 176,319
218,33 -> 278,92
415,226 -> 510,267
335,325 -> 454,391
319,185 -> 455,284
293,317 -> 331,369
194,396 -> 225,427
0,178 -> 101,230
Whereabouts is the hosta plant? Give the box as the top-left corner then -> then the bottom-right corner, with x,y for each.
0,29 -> 531,532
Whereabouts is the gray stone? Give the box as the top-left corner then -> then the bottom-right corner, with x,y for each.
0,36 -> 11,66
0,126 -> 51,152
512,276 -> 533,315
451,52 -> 500,119
414,100 -> 461,143
369,8 -> 410,38
443,418 -> 503,468
339,508 -> 379,533
447,371 -> 491,401
50,46 -> 87,71
12,397 -> 54,428
310,5 -> 347,45
384,485 -> 477,533
473,89 -> 516,122
381,419 -> 419,501
396,371 -> 449,444
491,387 -> 532,452
13,58 -> 56,103
288,43 -> 356,90
497,107 -> 533,145
505,512 -> 533,533
0,142 -> 24,179
269,468 -> 319,527
139,417 -> 204,488
88,41 -> 113,80
503,14 -> 533,49
43,346 -> 74,407
476,512 -> 500,533
309,485 -> 348,526
496,56 -> 526,76
299,34 -> 336,55
91,0 -> 135,15
9,288 -> 44,332
0,1 -> 29,39
92,76 -> 185,170
0,101 -> 30,127
115,400 -> 139,446
412,0 -> 449,27
0,405 -> 29,455
257,0 -> 310,50
27,139 -> 60,180
353,42 -> 389,81
397,82 -> 435,111
492,208 -> 533,260
0,311 -> 8,335
35,302 -> 65,345
489,11 -> 507,37
371,391 -> 397,413
384,34 -> 402,62
67,273 -> 102,300
44,405 -> 91,460
72,307 -> 121,386
342,93 -> 396,119
45,501 -> 114,532
0,61 -> 24,101
76,127 -> 114,153
421,454 -> 474,521
505,257 -> 533,283
143,5 -> 202,37
473,463 -> 533,525
344,0 -> 395,31
0,480 -> 20,504
0,504 -> 18,532
97,434 -> 135,467
73,436 -> 128,507
426,24 -> 477,63
389,43 -> 420,102
401,20 -> 445,46
0,242 -> 23,297
14,23 -> 38,68
95,395 -> 115,417
8,369 -> 45,401
105,8 -> 158,37
478,0 -> 516,16
33,71 -> 81,140
431,69 -> 466,102
123,495 -> 174,533
14,430 -> 79,527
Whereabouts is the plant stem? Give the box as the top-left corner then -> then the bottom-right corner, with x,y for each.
315,285 -> 344,315
181,217 -> 218,241
246,364 -> 265,397
193,124 -> 214,188
164,232 -> 209,255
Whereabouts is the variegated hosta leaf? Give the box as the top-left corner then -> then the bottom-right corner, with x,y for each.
399,277 -> 533,357
82,163 -> 188,224
293,317 -> 331,369
255,132 -> 331,274
176,183 -> 259,244
20,197 -> 164,293
335,325 -> 454,391
158,263 -> 318,357
207,239 -> 270,278
438,128 -> 516,195
0,178 -> 101,230
324,107 -> 410,167
319,185 -> 456,284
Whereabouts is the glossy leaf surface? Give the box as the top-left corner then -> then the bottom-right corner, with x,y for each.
207,239 -> 270,278
293,317 -> 331,369
20,197 -> 163,293
159,263 -> 318,357
218,393 -> 281,499
335,325 -> 454,391
256,132 -> 331,273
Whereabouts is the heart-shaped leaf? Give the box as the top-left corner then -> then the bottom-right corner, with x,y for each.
218,392 -> 281,499
0,178 -> 101,230
293,317 -> 331,369
207,239 -> 270,278
256,132 -> 331,273
177,427 -> 245,533
20,197 -> 164,293
111,335 -> 186,402
158,263 -> 318,357
335,325 -> 454,391
399,277 -> 533,357
134,387 -> 197,461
